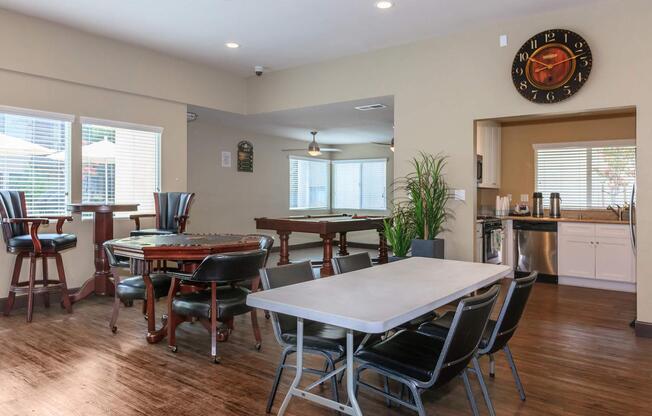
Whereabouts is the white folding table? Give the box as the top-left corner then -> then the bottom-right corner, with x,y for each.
247,257 -> 511,416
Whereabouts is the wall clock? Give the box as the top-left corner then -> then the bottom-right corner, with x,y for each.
512,29 -> 592,104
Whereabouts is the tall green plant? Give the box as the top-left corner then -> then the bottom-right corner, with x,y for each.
383,203 -> 415,257
402,152 -> 451,240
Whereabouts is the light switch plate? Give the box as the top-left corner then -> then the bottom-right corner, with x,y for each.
499,34 -> 508,47
221,151 -> 232,168
452,189 -> 466,201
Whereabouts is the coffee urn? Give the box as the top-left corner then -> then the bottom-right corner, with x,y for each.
532,192 -> 544,217
550,193 -> 562,218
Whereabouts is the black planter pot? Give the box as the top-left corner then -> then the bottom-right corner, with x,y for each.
410,238 -> 445,259
388,255 -> 409,262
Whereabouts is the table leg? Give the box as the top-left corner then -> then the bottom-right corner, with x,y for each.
320,233 -> 335,277
277,318 -> 304,416
143,261 -> 168,344
338,232 -> 349,256
347,329 -> 363,416
70,211 -> 115,304
278,231 -> 291,266
378,229 -> 388,264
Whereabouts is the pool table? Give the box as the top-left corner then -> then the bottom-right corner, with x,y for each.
254,214 -> 388,276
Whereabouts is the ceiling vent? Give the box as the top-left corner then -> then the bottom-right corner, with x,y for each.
354,103 -> 387,111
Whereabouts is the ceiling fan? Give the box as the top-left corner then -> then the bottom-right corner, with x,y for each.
281,131 -> 341,155
372,137 -> 394,152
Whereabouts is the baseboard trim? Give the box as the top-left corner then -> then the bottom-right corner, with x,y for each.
635,321 -> 652,338
558,276 -> 636,293
0,288 -> 81,314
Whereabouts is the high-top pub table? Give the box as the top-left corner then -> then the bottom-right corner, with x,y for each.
109,233 -> 262,343
255,214 -> 388,276
68,203 -> 139,304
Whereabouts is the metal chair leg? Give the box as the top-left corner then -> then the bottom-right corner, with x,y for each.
407,383 -> 426,416
489,353 -> 496,378
325,355 -> 340,405
472,356 -> 496,416
266,349 -> 289,413
383,376 -> 392,408
462,370 -> 480,416
504,345 -> 526,401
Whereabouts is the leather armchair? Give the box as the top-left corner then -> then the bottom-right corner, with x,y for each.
130,192 -> 194,236
0,190 -> 75,322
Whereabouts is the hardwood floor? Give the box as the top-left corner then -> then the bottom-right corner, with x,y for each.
0,277 -> 650,416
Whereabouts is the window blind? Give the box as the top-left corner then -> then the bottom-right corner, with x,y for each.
333,159 -> 387,210
535,141 -> 635,209
0,109 -> 71,215
289,157 -> 329,210
81,119 -> 161,216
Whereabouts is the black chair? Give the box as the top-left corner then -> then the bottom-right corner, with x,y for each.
260,261 -> 367,414
0,190 -> 75,322
332,252 -> 373,274
168,249 -> 266,363
130,192 -> 194,236
419,272 -> 537,408
354,285 -> 501,416
105,241 -> 173,333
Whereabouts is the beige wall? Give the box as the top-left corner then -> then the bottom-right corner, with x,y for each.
500,114 -> 636,200
187,117 -> 331,246
245,1 -> 652,323
0,9 -> 245,113
0,69 -> 187,296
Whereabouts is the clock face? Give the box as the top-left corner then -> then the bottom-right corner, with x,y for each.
512,29 -> 592,104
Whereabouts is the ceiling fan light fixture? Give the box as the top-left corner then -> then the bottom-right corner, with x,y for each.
308,130 -> 322,156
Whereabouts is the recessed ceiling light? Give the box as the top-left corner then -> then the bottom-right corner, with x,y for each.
375,1 -> 393,9
225,42 -> 240,49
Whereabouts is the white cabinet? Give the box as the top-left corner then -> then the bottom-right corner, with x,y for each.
476,121 -> 501,189
558,222 -> 635,284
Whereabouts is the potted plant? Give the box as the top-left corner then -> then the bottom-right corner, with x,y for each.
400,152 -> 451,258
383,203 -> 414,261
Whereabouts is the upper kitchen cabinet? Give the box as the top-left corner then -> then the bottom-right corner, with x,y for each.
476,121 -> 501,189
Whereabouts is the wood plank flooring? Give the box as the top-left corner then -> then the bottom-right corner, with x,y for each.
0,277 -> 650,416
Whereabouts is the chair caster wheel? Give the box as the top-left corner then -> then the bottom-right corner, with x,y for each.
212,356 -> 221,364
255,343 -> 262,351
489,373 -> 495,378
170,346 -> 178,353
111,326 -> 118,334
144,314 -> 149,321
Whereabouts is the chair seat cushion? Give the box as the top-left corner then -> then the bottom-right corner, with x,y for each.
130,228 -> 177,237
355,330 -> 445,383
171,287 -> 251,320
419,311 -> 496,350
7,233 -> 77,252
116,273 -> 173,302
281,322 -> 367,354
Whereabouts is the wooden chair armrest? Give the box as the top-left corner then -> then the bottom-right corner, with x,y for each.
38,215 -> 73,233
129,213 -> 156,230
2,218 -> 48,253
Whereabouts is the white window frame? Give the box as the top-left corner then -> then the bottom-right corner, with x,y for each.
0,105 -> 74,215
332,158 -> 388,211
289,155 -> 331,211
80,116 -> 162,217
533,139 -> 636,209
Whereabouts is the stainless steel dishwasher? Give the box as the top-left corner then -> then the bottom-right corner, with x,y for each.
513,220 -> 558,281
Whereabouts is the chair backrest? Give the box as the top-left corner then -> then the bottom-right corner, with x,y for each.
253,234 -> 274,267
103,241 -> 121,268
0,190 -> 28,242
430,285 -> 500,388
154,192 -> 195,232
332,252 -> 373,274
186,249 -> 266,283
482,272 -> 537,354
259,261 -> 316,345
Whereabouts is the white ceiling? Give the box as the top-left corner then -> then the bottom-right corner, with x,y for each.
189,96 -> 394,145
0,0 -> 600,77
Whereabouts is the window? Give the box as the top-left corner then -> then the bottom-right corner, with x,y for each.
333,159 -> 387,210
81,117 -> 161,216
534,140 -> 636,209
0,107 -> 72,215
289,157 -> 329,210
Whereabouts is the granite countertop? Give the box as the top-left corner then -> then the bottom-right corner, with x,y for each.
499,215 -> 629,225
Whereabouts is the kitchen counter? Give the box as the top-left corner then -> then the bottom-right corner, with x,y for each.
499,215 -> 629,225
